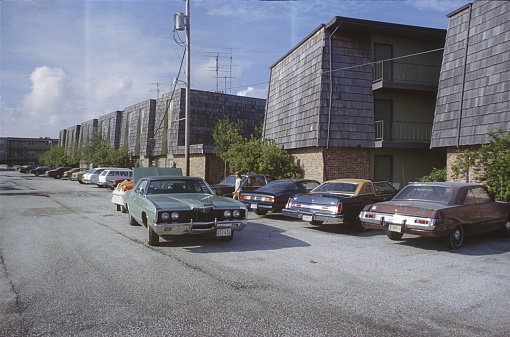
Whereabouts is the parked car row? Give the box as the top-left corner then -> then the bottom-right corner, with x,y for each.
20,166 -> 510,249
239,178 -> 509,250
23,165 -> 133,187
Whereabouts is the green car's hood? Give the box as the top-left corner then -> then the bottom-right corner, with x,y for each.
146,193 -> 245,210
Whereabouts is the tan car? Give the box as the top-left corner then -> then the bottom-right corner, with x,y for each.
63,168 -> 86,179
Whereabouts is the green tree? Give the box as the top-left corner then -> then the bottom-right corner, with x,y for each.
418,167 -> 447,182
39,146 -> 74,168
213,120 -> 302,179
451,129 -> 510,201
81,131 -> 131,168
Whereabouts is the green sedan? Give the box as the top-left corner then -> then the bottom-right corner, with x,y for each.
124,176 -> 248,246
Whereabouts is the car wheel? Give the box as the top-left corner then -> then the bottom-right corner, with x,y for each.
128,211 -> 138,226
500,218 -> 510,237
78,179 -> 84,184
448,225 -> 464,249
219,232 -> 234,242
348,216 -> 366,232
54,174 -> 61,179
309,220 -> 323,226
35,172 -> 39,176
254,209 -> 268,215
386,230 -> 404,241
148,226 -> 159,246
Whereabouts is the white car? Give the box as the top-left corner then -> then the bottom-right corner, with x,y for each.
81,168 -> 114,185
96,168 -> 132,187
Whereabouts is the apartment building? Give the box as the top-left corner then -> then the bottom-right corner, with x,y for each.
263,16 -> 447,186
430,0 -> 510,180
59,89 -> 265,183
0,137 -> 57,166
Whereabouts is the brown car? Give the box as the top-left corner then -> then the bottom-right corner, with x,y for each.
360,182 -> 510,249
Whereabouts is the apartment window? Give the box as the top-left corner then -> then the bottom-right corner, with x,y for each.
374,43 -> 393,81
374,99 -> 393,141
374,155 -> 393,182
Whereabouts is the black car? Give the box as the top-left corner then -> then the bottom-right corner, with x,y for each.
19,165 -> 37,173
239,179 -> 320,215
46,167 -> 73,179
30,166 -> 50,176
210,174 -> 276,197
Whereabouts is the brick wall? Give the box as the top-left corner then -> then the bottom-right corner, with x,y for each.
288,146 -> 370,182
446,145 -> 481,182
323,147 -> 371,181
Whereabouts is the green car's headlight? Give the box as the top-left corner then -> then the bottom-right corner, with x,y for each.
233,210 -> 241,218
161,212 -> 170,221
171,212 -> 180,220
223,210 -> 232,218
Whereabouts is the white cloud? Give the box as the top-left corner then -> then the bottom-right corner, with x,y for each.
237,86 -> 267,99
22,67 -> 68,116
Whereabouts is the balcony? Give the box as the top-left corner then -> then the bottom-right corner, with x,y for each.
372,61 -> 440,92
375,120 -> 432,148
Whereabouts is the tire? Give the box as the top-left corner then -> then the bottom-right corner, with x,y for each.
78,179 -> 84,184
219,232 -> 234,242
309,220 -> 323,226
148,226 -> 159,246
35,172 -> 39,176
348,216 -> 366,232
54,174 -> 61,179
386,230 -> 404,241
499,218 -> 510,238
254,209 -> 268,216
128,212 -> 138,226
447,225 -> 464,249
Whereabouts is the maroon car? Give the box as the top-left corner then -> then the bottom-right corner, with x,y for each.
360,182 -> 510,249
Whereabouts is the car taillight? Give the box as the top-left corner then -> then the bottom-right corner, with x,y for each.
337,203 -> 342,213
286,199 -> 292,208
364,213 -> 375,219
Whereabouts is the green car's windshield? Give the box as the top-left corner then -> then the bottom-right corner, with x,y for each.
146,179 -> 213,195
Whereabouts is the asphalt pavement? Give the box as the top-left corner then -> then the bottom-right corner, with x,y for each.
1,171 -> 509,336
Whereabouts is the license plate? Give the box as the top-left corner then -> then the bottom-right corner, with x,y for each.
302,215 -> 313,221
388,224 -> 401,233
250,203 -> 258,209
216,228 -> 231,237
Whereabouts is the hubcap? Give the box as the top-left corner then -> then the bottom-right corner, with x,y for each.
453,229 -> 461,241
505,220 -> 510,230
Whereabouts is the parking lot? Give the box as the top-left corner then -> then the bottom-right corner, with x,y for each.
1,171 -> 509,336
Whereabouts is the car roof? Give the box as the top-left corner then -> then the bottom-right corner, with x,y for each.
407,182 -> 484,188
323,178 -> 373,184
142,176 -> 203,181
268,178 -> 319,183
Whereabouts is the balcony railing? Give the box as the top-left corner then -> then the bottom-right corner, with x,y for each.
372,61 -> 440,86
375,120 -> 432,143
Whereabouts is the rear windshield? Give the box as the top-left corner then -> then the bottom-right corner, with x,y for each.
395,185 -> 453,203
312,182 -> 358,194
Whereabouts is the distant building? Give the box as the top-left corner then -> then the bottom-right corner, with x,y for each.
430,0 -> 510,181
59,89 -> 265,183
0,137 -> 57,166
263,16 -> 446,185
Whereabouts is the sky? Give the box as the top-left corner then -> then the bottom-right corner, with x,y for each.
0,0 -> 468,139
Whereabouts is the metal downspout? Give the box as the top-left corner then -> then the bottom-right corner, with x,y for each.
456,3 -> 472,148
323,23 -> 341,181
327,23 -> 341,149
